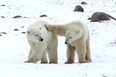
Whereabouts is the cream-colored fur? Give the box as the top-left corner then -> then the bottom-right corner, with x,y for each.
46,20 -> 91,63
25,20 -> 58,64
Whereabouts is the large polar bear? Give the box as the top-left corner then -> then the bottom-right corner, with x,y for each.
25,20 -> 58,64
45,20 -> 92,63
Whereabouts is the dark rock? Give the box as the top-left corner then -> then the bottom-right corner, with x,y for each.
14,29 -> 19,31
21,26 -> 24,28
0,32 -> 7,34
89,12 -> 116,22
1,16 -> 5,18
81,1 -> 87,5
1,4 -> 6,6
74,5 -> 84,12
21,32 -> 26,34
13,15 -> 22,18
40,14 -> 47,17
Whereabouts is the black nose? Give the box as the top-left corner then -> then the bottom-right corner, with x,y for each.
65,42 -> 67,44
41,38 -> 43,41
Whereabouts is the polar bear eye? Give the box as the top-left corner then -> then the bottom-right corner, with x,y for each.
39,28 -> 41,30
35,35 -> 38,37
69,37 -> 72,38
27,31 -> 30,34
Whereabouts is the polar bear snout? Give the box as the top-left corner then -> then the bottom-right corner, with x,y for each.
65,35 -> 72,44
65,38 -> 69,44
65,38 -> 68,44
40,38 -> 43,41
65,41 -> 67,44
38,36 -> 43,42
35,34 -> 43,42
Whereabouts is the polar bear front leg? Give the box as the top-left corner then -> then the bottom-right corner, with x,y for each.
65,45 -> 75,64
41,51 -> 48,64
25,48 -> 44,63
76,42 -> 86,63
24,48 -> 33,63
27,48 -> 33,60
47,47 -> 58,64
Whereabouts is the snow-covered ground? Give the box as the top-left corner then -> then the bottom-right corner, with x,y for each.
0,0 -> 116,77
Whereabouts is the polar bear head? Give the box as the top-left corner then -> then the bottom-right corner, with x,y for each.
26,27 -> 44,42
65,29 -> 82,44
26,21 -> 49,42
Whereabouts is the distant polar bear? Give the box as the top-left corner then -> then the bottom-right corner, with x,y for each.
45,20 -> 92,63
25,20 -> 58,64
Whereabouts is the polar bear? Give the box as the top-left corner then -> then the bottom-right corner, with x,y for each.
45,20 -> 92,63
24,20 -> 58,64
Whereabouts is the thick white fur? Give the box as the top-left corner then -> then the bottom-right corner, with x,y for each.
25,20 -> 58,64
46,20 -> 92,63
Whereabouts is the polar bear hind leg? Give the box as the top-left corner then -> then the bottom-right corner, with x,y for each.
47,35 -> 58,64
85,38 -> 92,63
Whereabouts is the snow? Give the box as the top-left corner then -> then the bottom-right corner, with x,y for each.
0,0 -> 116,77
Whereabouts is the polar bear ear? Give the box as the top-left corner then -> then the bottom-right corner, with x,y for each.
75,30 -> 80,34
27,31 -> 30,34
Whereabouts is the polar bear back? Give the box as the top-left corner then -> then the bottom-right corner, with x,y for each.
66,21 -> 89,37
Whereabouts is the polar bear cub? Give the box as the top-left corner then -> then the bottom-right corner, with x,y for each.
25,20 -> 58,64
45,20 -> 92,63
